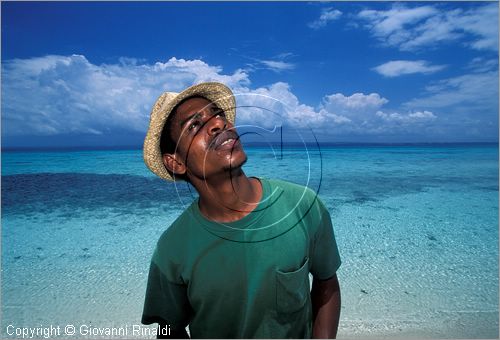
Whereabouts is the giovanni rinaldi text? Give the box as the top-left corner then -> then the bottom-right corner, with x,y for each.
5,324 -> 171,338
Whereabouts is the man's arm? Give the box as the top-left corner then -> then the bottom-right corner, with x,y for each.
311,274 -> 341,339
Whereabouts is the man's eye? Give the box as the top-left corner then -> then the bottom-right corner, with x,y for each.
188,121 -> 200,131
214,110 -> 226,118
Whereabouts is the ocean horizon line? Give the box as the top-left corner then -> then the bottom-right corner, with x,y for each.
1,141 -> 498,153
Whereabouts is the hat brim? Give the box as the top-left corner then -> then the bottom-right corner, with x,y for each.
143,82 -> 236,181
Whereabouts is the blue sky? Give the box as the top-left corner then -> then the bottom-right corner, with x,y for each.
1,1 -> 498,148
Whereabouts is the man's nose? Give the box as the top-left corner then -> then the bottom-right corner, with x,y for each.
206,114 -> 226,136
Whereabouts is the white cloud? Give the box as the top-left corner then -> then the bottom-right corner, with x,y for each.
467,57 -> 498,73
321,92 -> 388,116
358,4 -> 437,47
401,68 -> 498,140
358,3 -> 498,52
235,87 -> 403,134
376,110 -> 436,122
317,93 -> 439,136
451,3 -> 498,51
1,55 -> 249,136
258,60 -> 296,72
233,82 -> 328,128
359,5 -> 436,36
4,54 -> 482,142
241,53 -> 296,73
373,60 -> 446,77
308,8 -> 342,29
409,111 -> 436,119
405,70 -> 499,111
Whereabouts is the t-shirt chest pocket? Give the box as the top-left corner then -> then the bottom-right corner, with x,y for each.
275,257 -> 310,313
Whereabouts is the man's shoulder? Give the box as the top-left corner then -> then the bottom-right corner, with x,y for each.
265,178 -> 330,228
155,201 -> 197,252
266,178 -> 320,205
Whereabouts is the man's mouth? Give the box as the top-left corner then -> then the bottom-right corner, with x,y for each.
220,138 -> 235,146
213,131 -> 240,150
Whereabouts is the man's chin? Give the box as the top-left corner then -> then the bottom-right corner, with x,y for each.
223,154 -> 248,172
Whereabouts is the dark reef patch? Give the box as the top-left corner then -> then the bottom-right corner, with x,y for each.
2,173 -> 194,216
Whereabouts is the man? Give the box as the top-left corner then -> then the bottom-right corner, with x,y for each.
142,82 -> 341,338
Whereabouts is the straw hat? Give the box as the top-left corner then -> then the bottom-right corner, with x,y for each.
143,82 -> 236,181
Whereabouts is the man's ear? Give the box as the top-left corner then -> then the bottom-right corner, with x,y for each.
162,153 -> 187,176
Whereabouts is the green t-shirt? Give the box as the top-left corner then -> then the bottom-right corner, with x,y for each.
142,178 -> 341,338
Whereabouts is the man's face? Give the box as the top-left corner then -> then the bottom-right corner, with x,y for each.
166,97 -> 247,181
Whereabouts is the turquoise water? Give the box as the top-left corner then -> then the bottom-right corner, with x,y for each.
1,144 -> 498,338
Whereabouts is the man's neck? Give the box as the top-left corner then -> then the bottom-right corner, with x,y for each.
193,170 -> 263,223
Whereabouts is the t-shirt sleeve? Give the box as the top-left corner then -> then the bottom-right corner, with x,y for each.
141,259 -> 191,328
310,200 -> 342,280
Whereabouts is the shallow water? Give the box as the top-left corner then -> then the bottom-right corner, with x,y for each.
1,144 -> 498,338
